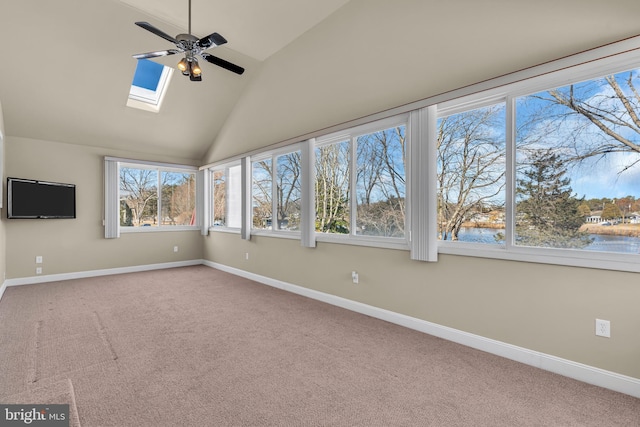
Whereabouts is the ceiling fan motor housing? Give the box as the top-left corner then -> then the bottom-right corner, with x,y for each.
176,34 -> 198,53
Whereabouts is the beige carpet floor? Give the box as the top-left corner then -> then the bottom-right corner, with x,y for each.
0,265 -> 638,426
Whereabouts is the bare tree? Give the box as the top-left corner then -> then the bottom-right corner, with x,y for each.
356,126 -> 406,237
315,142 -> 350,233
276,151 -> 302,230
250,153 -> 302,230
437,105 -> 506,240
120,167 -> 157,226
162,173 -> 195,225
533,71 -> 640,171
212,170 -> 226,225
252,160 -> 272,228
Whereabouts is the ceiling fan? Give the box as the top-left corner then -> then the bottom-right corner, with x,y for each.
132,0 -> 244,81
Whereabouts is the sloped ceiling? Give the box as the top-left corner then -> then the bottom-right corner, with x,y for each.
0,0 -> 349,161
119,0 -> 351,61
2,1 -> 640,163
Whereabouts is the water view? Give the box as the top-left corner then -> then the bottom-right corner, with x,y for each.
454,227 -> 640,254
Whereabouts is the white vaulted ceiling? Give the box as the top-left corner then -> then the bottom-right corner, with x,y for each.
0,0 -> 349,161
120,0 -> 350,62
2,1 -> 640,163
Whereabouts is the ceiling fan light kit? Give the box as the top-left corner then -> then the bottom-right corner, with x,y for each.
132,0 -> 244,81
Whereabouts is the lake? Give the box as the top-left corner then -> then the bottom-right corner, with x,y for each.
453,227 -> 640,254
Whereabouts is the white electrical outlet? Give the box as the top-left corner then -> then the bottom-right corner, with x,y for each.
35,256 -> 43,264
245,252 -> 249,260
351,271 -> 359,284
173,246 -> 179,253
595,319 -> 611,338
36,267 -> 42,275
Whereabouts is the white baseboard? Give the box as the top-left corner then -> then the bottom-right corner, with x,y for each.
204,260 -> 640,399
3,259 -> 205,288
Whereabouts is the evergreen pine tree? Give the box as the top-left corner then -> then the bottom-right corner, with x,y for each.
516,149 -> 592,248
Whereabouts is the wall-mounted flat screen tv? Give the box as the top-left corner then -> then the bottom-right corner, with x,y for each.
7,177 -> 76,219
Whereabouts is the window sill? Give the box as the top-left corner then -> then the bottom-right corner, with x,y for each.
316,233 -> 409,251
251,229 -> 301,240
120,226 -> 199,233
438,241 -> 640,273
209,226 -> 241,234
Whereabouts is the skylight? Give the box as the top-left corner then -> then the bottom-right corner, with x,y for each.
127,59 -> 173,113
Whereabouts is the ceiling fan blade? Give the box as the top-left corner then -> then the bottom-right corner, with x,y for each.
132,49 -> 181,60
201,53 -> 245,75
135,21 -> 178,44
198,32 -> 227,49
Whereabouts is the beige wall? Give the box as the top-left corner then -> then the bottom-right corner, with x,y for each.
202,0 -> 640,380
0,99 -> 5,283
4,137 -> 203,279
205,234 -> 640,379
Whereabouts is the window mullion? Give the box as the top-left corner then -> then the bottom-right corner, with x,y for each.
225,166 -> 230,226
409,106 -> 437,261
350,136 -> 357,236
241,157 -> 251,240
198,169 -> 208,235
300,139 -> 316,247
104,159 -> 120,238
156,169 -> 162,227
271,155 -> 278,231
505,96 -> 516,250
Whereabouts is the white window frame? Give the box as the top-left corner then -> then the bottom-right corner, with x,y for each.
209,160 -> 243,234
250,143 -> 303,238
126,62 -> 173,113
199,36 -> 640,271
434,52 -> 640,272
435,97 -> 509,251
104,157 -> 199,237
314,114 -> 410,250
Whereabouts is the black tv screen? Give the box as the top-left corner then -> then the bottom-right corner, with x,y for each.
7,177 -> 76,219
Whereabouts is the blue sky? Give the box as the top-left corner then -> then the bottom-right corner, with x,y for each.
569,152 -> 640,200
516,70 -> 640,202
132,59 -> 163,91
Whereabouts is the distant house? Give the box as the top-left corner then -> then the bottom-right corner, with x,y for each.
586,211 -> 605,224
587,211 -> 640,225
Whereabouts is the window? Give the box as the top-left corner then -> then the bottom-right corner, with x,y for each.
251,149 -> 302,232
514,70 -> 640,253
315,116 -> 408,241
127,59 -> 173,113
276,151 -> 302,231
161,171 -> 196,226
211,162 -> 242,229
201,38 -> 640,271
315,139 -> 350,233
104,158 -> 198,238
252,157 -> 272,229
355,126 -> 406,237
119,164 -> 196,229
435,57 -> 640,269
436,103 -> 506,245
